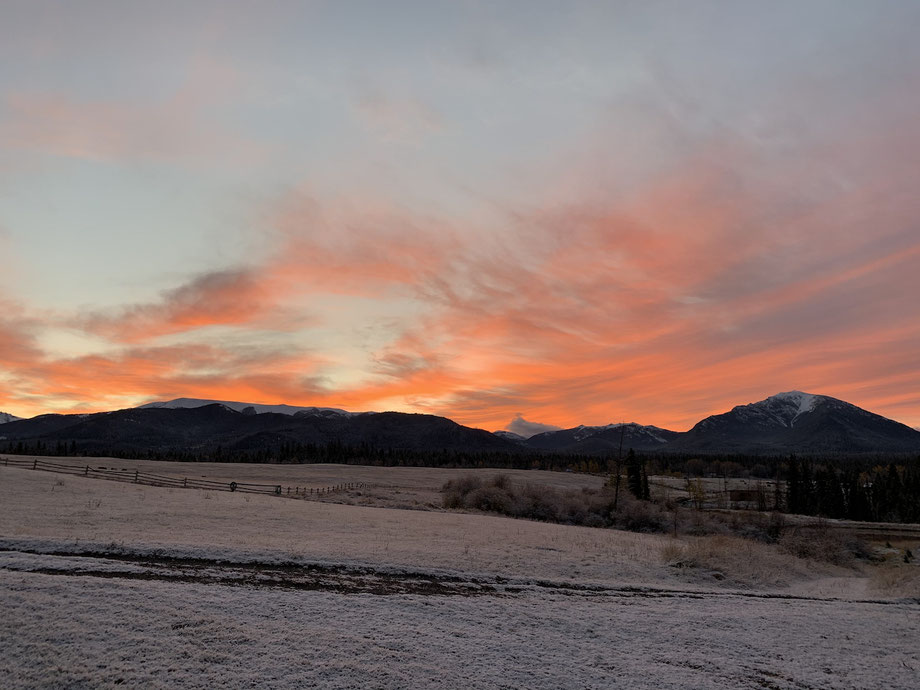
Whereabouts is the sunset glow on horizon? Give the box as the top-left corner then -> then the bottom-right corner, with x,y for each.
2,1 -> 919,432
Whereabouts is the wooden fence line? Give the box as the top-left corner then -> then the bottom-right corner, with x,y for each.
0,456 -> 365,499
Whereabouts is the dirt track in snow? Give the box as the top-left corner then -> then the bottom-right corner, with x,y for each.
2,548 -> 914,606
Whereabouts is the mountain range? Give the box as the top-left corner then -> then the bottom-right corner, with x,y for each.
1,391 -> 918,456
137,397 -> 359,418
511,391 -> 920,454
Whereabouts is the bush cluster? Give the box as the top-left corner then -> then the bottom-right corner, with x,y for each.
442,475 -> 873,568
776,521 -> 876,566
442,474 -> 669,532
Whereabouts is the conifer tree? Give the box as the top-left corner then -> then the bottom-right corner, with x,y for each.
626,449 -> 643,499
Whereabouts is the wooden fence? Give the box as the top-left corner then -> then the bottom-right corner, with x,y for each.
283,484 -> 364,496
0,456 -> 365,499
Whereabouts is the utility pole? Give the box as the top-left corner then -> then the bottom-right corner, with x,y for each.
612,423 -> 625,511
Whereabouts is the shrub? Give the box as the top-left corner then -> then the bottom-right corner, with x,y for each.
614,496 -> 668,533
442,474 -> 612,526
465,485 -> 513,513
442,476 -> 483,509
777,522 -> 870,566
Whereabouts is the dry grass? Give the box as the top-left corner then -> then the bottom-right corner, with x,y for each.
0,466 -> 673,587
660,535 -> 840,588
777,527 -> 868,566
1,455 -> 605,510
2,461 -> 898,595
870,564 -> 920,598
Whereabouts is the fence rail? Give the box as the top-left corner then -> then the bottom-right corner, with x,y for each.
0,456 -> 365,499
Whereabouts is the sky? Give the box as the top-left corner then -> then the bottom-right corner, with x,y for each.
1,0 -> 919,433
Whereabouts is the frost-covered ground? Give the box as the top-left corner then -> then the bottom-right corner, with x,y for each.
0,456 -> 606,510
4,567 -> 918,690
2,464 -> 919,688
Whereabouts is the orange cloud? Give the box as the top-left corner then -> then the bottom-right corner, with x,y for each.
78,269 -> 308,343
2,341 -> 330,418
4,126 -> 920,432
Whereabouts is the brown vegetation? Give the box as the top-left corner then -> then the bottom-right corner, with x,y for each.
442,474 -> 883,586
442,474 -> 668,532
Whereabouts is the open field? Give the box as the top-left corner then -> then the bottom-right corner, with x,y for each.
2,459 -> 919,688
0,455 -> 606,510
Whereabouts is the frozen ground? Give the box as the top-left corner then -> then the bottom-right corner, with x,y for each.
2,464 -> 919,688
0,455 -> 606,510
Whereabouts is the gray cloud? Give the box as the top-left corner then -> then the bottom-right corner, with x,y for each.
506,414 -> 562,439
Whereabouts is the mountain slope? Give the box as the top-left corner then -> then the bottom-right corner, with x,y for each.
0,411 -> 22,424
492,430 -> 527,443
0,404 -> 517,455
670,391 -> 920,453
138,398 -> 357,417
524,423 -> 681,454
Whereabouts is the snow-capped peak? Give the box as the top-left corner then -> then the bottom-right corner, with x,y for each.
572,423 -> 626,441
730,391 -> 826,428
0,411 -> 22,424
768,391 -> 820,417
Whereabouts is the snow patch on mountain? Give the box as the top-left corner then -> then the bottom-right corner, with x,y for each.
721,391 -> 827,429
0,411 -> 22,424
769,391 -> 819,417
572,424 -> 621,441
492,430 -> 526,442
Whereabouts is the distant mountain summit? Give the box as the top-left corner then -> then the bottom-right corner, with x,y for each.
521,422 -> 681,454
670,391 -> 920,453
138,397 -> 359,418
492,430 -> 527,442
0,411 -> 22,424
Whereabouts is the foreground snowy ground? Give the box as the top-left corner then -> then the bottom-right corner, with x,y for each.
2,464 -> 919,688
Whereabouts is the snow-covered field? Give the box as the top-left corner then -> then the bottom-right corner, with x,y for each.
2,463 -> 919,688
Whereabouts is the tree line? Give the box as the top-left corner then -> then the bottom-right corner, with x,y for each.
784,457 -> 919,523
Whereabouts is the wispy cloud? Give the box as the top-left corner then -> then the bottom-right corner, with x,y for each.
0,58 -> 266,166
353,89 -> 444,144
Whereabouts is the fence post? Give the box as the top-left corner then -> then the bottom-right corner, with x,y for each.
33,459 -> 37,470
183,477 -> 187,488
85,465 -> 89,476
134,470 -> 138,483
